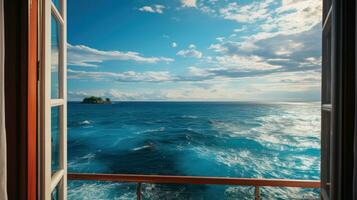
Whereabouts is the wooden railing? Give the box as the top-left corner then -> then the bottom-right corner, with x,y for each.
68,173 -> 320,200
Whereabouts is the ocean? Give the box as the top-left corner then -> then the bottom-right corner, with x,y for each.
67,102 -> 320,200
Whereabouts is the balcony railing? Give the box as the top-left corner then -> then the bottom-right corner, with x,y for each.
68,173 -> 320,200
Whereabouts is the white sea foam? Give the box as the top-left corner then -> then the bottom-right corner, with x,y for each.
132,145 -> 152,151
139,127 -> 165,134
248,105 -> 321,150
81,153 -> 95,161
79,120 -> 91,125
68,182 -> 136,200
181,115 -> 198,119
210,120 -> 250,137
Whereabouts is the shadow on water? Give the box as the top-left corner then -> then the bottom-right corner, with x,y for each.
68,136 -> 212,199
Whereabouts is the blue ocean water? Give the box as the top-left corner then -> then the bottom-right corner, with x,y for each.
67,102 -> 320,200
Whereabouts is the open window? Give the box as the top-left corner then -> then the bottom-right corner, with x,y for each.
22,0 -> 354,199
321,0 -> 356,199
321,0 -> 332,199
40,0 -> 67,199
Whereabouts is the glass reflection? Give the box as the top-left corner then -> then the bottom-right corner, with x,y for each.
51,15 -> 61,99
51,106 -> 60,174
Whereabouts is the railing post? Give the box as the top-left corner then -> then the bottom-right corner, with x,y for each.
255,186 -> 260,200
137,182 -> 142,200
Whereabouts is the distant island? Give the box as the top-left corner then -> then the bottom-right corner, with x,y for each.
81,96 -> 112,104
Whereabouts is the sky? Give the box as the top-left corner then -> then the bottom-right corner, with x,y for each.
67,0 -> 322,102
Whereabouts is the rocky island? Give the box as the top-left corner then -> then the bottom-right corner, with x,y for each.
81,96 -> 112,104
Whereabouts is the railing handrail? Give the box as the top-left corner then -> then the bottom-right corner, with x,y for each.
68,173 -> 320,188
68,173 -> 320,200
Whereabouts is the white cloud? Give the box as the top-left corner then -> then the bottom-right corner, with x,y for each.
177,44 -> 203,58
253,70 -> 321,92
188,44 -> 196,49
139,6 -> 155,13
69,89 -> 171,101
197,0 -> 321,39
181,0 -> 197,8
234,26 -> 247,33
219,1 -> 273,23
260,23 -> 275,32
208,17 -> 321,74
68,69 -> 321,101
214,55 -> 281,71
68,69 -> 175,82
199,5 -> 216,14
216,37 -> 225,42
209,43 -> 225,52
68,91 -> 89,100
237,0 -> 322,42
177,49 -> 203,58
164,85 -> 242,101
68,44 -> 174,67
106,89 -> 170,101
184,55 -> 281,81
187,66 -> 214,77
274,41 -> 305,56
171,42 -> 177,48
69,85 -> 243,101
299,56 -> 321,68
267,0 -> 322,36
209,40 -> 258,54
305,57 -> 321,65
139,5 -> 165,14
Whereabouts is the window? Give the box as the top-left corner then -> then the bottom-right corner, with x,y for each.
321,0 -> 332,199
40,0 -> 67,199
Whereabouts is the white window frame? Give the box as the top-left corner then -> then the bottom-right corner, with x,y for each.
40,0 -> 67,199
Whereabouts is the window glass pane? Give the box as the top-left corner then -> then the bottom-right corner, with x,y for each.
51,14 -> 61,99
51,106 -> 60,174
52,0 -> 61,14
321,110 -> 331,195
323,0 -> 331,22
322,28 -> 331,104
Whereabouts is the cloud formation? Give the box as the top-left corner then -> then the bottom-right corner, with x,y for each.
68,69 -> 174,82
68,0 -> 322,101
139,5 -> 165,14
68,44 -> 174,67
219,1 -> 273,23
181,0 -> 197,8
183,0 -> 322,79
177,44 -> 203,58
69,69 -> 321,101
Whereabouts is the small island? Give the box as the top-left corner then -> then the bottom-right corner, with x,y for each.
81,96 -> 112,104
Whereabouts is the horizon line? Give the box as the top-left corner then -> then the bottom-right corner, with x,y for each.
67,100 -> 321,103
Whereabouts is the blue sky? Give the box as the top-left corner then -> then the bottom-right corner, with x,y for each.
67,0 -> 322,101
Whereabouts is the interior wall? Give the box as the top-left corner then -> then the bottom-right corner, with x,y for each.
4,0 -> 30,199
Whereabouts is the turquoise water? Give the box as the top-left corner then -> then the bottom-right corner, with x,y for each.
67,102 -> 320,199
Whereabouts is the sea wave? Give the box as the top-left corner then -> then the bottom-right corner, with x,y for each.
68,182 -> 136,200
140,127 -> 165,134
67,102 -> 320,199
180,115 -> 198,119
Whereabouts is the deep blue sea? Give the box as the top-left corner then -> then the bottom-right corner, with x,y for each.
67,102 -> 320,200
